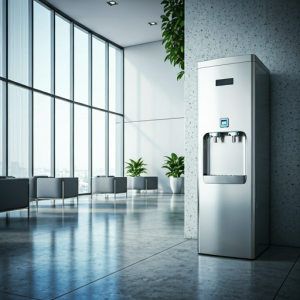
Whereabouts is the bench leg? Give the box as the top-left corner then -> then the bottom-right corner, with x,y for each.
62,181 -> 64,208
146,179 -> 147,195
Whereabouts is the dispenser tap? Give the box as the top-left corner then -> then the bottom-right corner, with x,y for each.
228,132 -> 239,143
210,132 -> 221,143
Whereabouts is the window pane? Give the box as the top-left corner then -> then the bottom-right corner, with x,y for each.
0,0 -> 6,77
75,105 -> 90,193
74,27 -> 89,105
92,37 -> 106,109
55,99 -> 71,177
34,93 -> 52,176
109,114 -> 123,176
8,84 -> 30,177
93,109 -> 105,176
8,0 -> 31,86
34,1 -> 52,93
0,81 -> 5,175
55,15 -> 70,99
109,45 -> 123,114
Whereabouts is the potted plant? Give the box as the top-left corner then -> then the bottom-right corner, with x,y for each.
161,0 -> 184,81
162,153 -> 184,193
125,158 -> 147,193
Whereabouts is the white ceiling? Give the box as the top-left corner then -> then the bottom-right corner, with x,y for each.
46,0 -> 164,47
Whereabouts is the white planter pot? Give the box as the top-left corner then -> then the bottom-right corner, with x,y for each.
170,177 -> 183,194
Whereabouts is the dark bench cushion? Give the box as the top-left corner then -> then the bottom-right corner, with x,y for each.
36,178 -> 78,198
127,177 -> 158,190
30,177 -> 78,199
0,179 -> 29,212
92,177 -> 127,194
144,177 -> 158,190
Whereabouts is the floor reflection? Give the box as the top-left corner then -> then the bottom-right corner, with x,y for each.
0,194 -> 185,299
0,193 -> 299,300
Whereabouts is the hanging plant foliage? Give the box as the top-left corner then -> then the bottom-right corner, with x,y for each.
161,0 -> 184,80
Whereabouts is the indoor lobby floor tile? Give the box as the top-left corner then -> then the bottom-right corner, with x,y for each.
0,194 -> 299,300
275,255 -> 300,300
57,241 -> 300,300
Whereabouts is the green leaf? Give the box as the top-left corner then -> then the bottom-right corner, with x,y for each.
162,152 -> 184,177
171,153 -> 178,160
125,157 -> 148,177
161,0 -> 184,80
161,15 -> 169,22
177,70 -> 184,80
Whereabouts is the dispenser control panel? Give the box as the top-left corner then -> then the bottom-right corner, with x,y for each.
220,118 -> 229,128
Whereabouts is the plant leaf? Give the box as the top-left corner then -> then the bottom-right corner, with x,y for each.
161,0 -> 184,80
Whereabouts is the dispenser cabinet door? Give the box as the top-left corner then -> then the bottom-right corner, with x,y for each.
198,62 -> 254,259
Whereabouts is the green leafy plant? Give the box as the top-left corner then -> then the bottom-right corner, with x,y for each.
125,158 -> 147,177
162,153 -> 184,178
161,0 -> 184,80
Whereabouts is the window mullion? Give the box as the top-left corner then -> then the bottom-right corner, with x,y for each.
105,42 -> 109,176
70,22 -> 74,177
5,0 -> 8,176
30,0 -> 33,177
89,32 -> 92,192
51,8 -> 55,177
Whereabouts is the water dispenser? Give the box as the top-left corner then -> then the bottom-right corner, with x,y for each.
198,55 -> 270,259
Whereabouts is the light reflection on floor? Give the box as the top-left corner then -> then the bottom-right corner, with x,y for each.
0,193 -> 185,299
0,193 -> 299,300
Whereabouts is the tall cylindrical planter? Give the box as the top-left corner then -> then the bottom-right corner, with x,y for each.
170,177 -> 183,194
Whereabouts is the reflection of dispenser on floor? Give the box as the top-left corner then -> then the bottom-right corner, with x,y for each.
198,55 -> 270,259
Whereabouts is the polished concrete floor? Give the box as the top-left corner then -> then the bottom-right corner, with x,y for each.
0,193 -> 299,300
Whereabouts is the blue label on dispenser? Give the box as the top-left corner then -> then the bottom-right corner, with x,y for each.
220,118 -> 229,128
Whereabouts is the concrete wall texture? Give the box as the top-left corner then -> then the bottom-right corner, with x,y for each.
184,0 -> 300,246
124,41 -> 184,193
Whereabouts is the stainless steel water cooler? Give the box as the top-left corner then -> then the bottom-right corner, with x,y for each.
197,55 -> 270,259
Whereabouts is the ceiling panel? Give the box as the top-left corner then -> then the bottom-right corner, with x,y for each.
45,0 -> 164,47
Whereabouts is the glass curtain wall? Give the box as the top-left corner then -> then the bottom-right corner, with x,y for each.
55,15 -> 71,99
55,99 -> 71,177
8,84 -> 31,178
74,27 -> 90,105
1,0 -> 124,193
92,37 -> 106,109
8,0 -> 31,86
33,1 -> 52,93
109,45 -> 123,114
92,109 -> 106,176
109,114 -> 123,177
74,105 -> 90,193
33,93 -> 52,176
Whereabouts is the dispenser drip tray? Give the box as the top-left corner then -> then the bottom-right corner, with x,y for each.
203,175 -> 247,184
